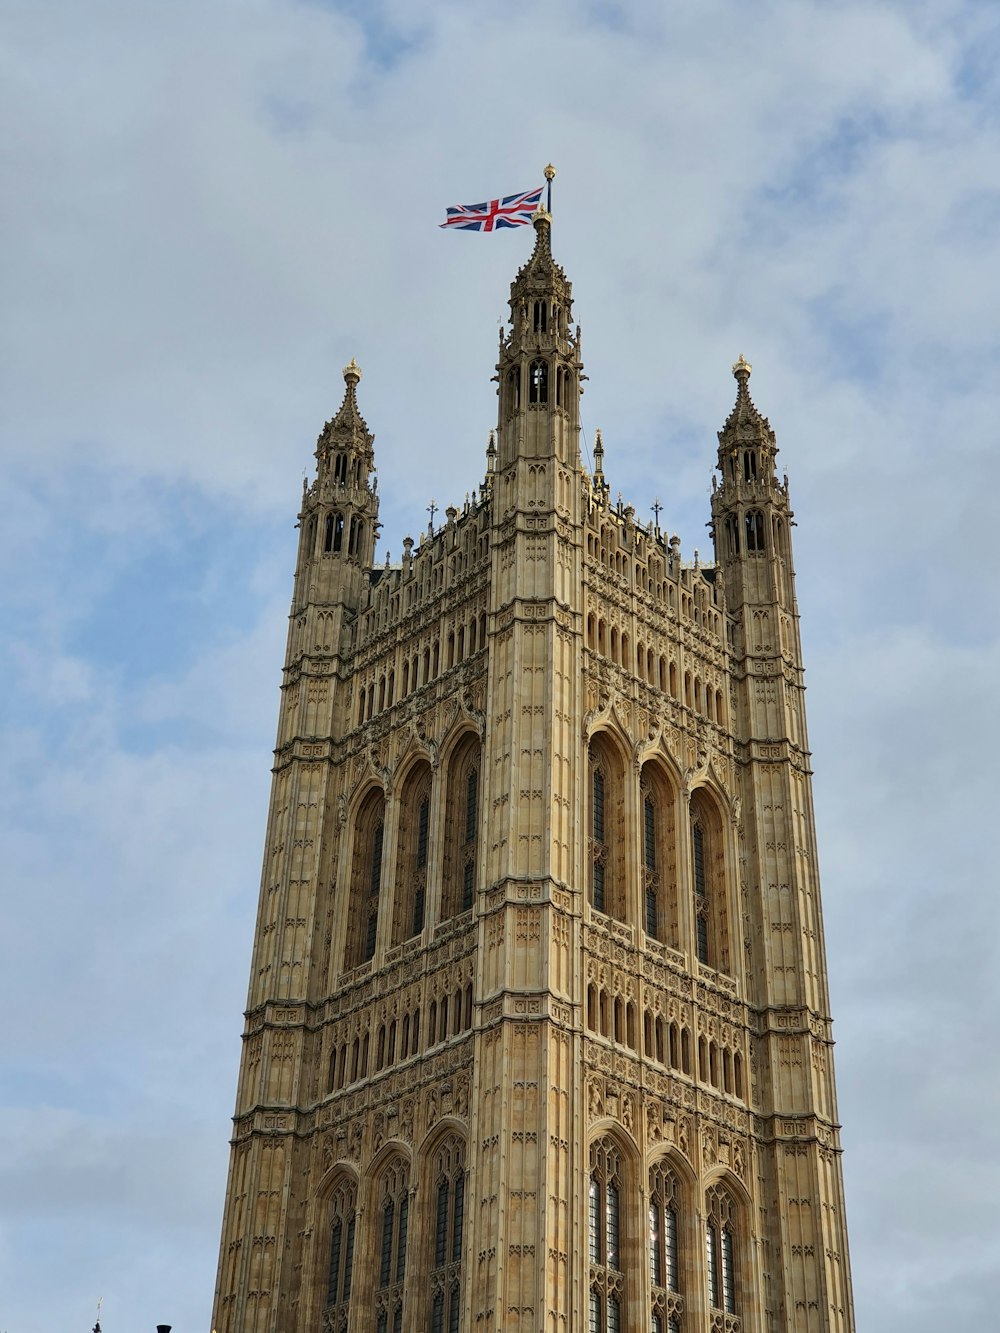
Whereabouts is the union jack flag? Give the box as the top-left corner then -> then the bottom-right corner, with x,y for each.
440,186 -> 544,231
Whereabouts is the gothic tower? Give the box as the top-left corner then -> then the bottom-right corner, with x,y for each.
213,213 -> 855,1333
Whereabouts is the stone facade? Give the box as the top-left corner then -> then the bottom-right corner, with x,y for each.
212,214 -> 855,1333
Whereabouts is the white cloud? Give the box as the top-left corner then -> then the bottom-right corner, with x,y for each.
3,1 -> 999,1329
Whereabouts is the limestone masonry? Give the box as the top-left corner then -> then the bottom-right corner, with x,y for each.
213,213 -> 855,1333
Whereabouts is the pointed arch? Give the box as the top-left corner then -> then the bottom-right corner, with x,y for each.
442,730 -> 481,920
344,786 -> 386,970
528,358 -> 548,403
745,509 -> 765,552
689,786 -> 731,975
588,1129 -> 639,1333
588,731 -> 628,922
704,1178 -> 747,1318
391,759 -> 433,945
639,760 -> 679,948
371,1151 -> 411,1333
648,1156 -> 686,1326
319,1171 -> 358,1333
420,1128 -> 467,1333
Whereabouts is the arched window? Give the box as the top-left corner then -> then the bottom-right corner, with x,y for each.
529,359 -> 548,404
324,1177 -> 357,1332
640,764 -> 678,947
649,1161 -> 683,1332
324,513 -> 335,552
428,1135 -> 466,1332
532,300 -> 548,332
592,766 -> 607,913
392,763 -> 433,945
443,735 -> 481,919
589,1137 -> 626,1332
690,789 -> 730,974
344,790 -> 385,969
643,793 -> 657,936
745,510 -> 765,552
725,513 -> 740,557
374,1156 -> 410,1333
589,737 -> 626,921
693,821 -> 709,966
743,449 -> 757,481
705,1186 -> 739,1316
506,367 -> 520,415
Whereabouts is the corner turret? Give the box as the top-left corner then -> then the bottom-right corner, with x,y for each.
294,358 -> 380,612
710,356 -> 794,612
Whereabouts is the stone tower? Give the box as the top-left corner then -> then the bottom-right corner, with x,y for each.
213,214 -> 855,1333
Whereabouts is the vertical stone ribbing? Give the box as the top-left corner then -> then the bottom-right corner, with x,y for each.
213,231 -> 855,1333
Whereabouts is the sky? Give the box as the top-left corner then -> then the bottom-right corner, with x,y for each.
2,0 -> 1000,1328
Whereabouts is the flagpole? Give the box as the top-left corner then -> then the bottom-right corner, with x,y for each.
544,163 -> 555,214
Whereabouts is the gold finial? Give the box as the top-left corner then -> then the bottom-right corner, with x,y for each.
544,163 -> 556,182
732,354 -> 752,380
532,206 -> 552,225
343,356 -> 362,385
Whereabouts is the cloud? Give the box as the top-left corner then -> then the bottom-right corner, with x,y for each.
3,1 -> 999,1329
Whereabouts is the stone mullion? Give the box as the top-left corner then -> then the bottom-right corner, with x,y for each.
374,790 -> 399,962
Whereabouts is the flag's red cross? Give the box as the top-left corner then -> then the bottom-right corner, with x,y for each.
440,187 -> 543,232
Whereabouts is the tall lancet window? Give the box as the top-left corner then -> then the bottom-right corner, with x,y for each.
506,367 -> 521,416
592,766 -> 607,913
462,767 -> 478,911
689,789 -> 730,975
649,1162 -> 684,1332
529,359 -> 548,403
725,513 -> 740,557
589,1137 -> 626,1333
324,1178 -> 357,1333
442,734 -> 481,920
374,1156 -> 410,1333
693,820 -> 709,966
640,763 -> 679,946
429,1134 -> 466,1333
589,736 -> 625,920
642,786 -> 658,937
345,789 -> 385,970
705,1186 -> 739,1318
745,509 -> 765,552
391,762 -> 433,946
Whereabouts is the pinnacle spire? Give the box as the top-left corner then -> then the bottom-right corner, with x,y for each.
316,355 -> 374,459
718,353 -> 776,453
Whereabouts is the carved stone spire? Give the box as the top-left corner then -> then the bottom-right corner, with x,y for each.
495,212 -> 582,469
297,356 -> 380,590
717,354 -> 778,475
316,357 -> 375,468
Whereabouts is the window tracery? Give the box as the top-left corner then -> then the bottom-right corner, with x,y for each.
443,735 -> 481,919
374,1156 -> 410,1333
689,790 -> 730,975
323,1177 -> 357,1333
391,762 -> 432,945
705,1186 -> 739,1324
428,1134 -> 466,1332
640,763 -> 678,947
344,790 -> 385,970
589,1137 -> 626,1333
649,1161 -> 684,1332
